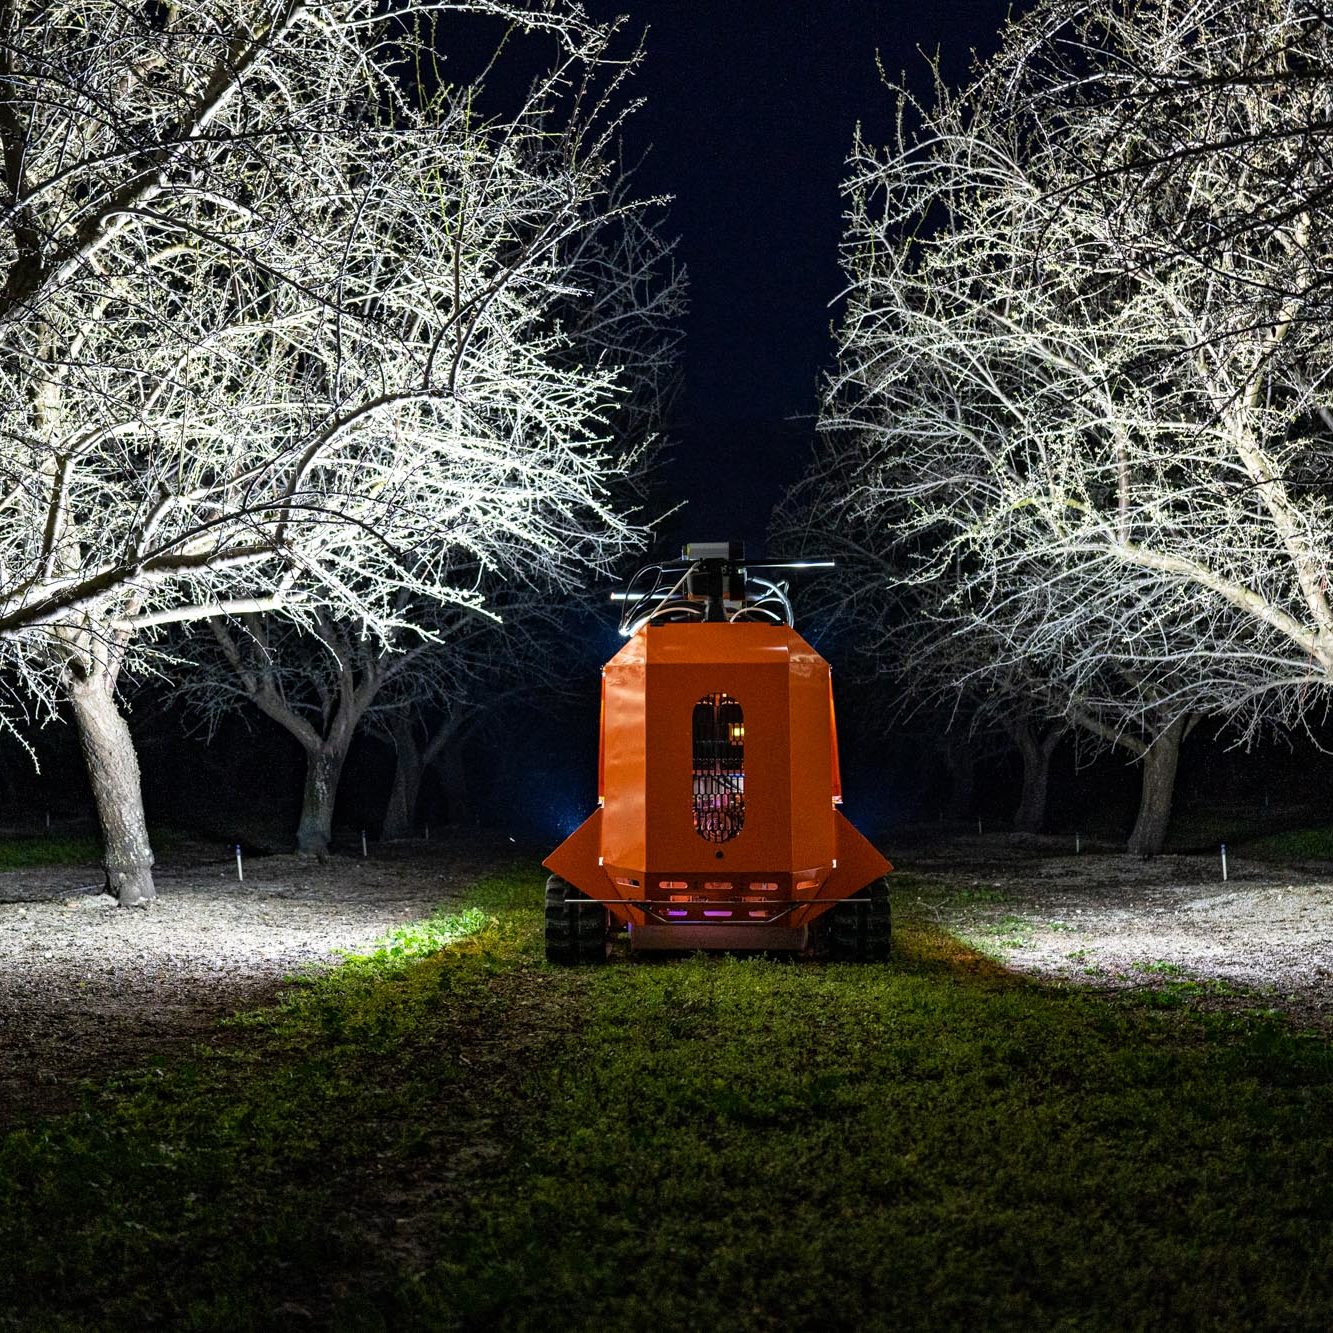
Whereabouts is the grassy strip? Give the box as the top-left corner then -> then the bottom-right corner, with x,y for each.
404,922 -> 1333,1331
3,872 -> 1333,1330
1239,824 -> 1333,861
0,835 -> 101,870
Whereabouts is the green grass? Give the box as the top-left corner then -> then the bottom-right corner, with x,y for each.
0,826 -> 192,872
1162,812 -> 1333,861
1240,823 -> 1333,861
952,885 -> 1006,904
1165,809 -> 1271,852
0,834 -> 101,869
2,870 -> 1332,1330
1132,959 -> 1186,976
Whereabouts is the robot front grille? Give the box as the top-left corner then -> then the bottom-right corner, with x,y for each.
692,693 -> 745,842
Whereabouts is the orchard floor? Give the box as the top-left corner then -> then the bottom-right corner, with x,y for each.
900,832 -> 1333,1029
0,836 -> 503,1128
1,830 -> 1331,1130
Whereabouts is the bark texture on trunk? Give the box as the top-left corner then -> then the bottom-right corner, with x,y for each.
209,614 -> 387,858
67,673 -> 155,905
1126,715 -> 1187,858
1011,723 -> 1063,834
296,743 -> 350,858
381,718 -> 422,841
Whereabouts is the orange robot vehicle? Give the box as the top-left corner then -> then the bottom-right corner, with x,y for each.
543,542 -> 893,963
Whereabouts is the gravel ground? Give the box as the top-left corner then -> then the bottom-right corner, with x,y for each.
0,836 -> 516,1128
902,834 -> 1333,1026
5,830 -> 1332,1132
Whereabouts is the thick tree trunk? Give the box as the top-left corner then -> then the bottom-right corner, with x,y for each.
1012,731 -> 1050,834
296,742 -> 350,858
381,719 -> 423,841
66,673 -> 155,905
1011,724 -> 1062,834
1126,715 -> 1188,858
209,613 -> 386,861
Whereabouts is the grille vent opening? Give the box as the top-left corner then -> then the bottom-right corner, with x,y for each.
692,693 -> 745,842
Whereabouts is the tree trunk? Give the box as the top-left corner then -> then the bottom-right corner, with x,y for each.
381,718 -> 422,841
1012,731 -> 1048,834
66,673 -> 155,905
296,742 -> 350,858
1012,724 -> 1062,834
1126,715 -> 1188,858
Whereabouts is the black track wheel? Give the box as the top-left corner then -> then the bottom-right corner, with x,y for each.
544,873 -> 576,965
544,874 -> 610,966
825,876 -> 892,963
865,875 -> 892,961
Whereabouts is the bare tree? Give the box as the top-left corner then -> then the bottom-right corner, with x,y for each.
371,585 -> 585,840
187,161 -> 683,855
183,578 -> 572,853
776,460 -> 1071,835
380,704 -> 470,840
197,603 -> 481,855
1005,708 -> 1068,835
790,0 -> 1333,853
0,1 -> 655,901
956,0 -> 1333,725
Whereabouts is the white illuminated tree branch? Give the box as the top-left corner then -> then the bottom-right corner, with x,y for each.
0,0 -> 658,901
772,491 -> 1071,832
792,0 -> 1333,853
181,165 -> 683,855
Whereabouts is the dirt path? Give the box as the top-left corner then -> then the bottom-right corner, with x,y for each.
0,837 -> 518,1128
898,834 -> 1333,1026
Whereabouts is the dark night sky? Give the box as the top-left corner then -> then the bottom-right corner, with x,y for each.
573,1 -> 1021,548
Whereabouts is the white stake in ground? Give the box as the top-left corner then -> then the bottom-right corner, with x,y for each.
1221,842 -> 1229,882
361,829 -> 368,858
235,844 -> 244,882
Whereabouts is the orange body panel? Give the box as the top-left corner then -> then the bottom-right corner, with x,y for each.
543,622 -> 891,941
